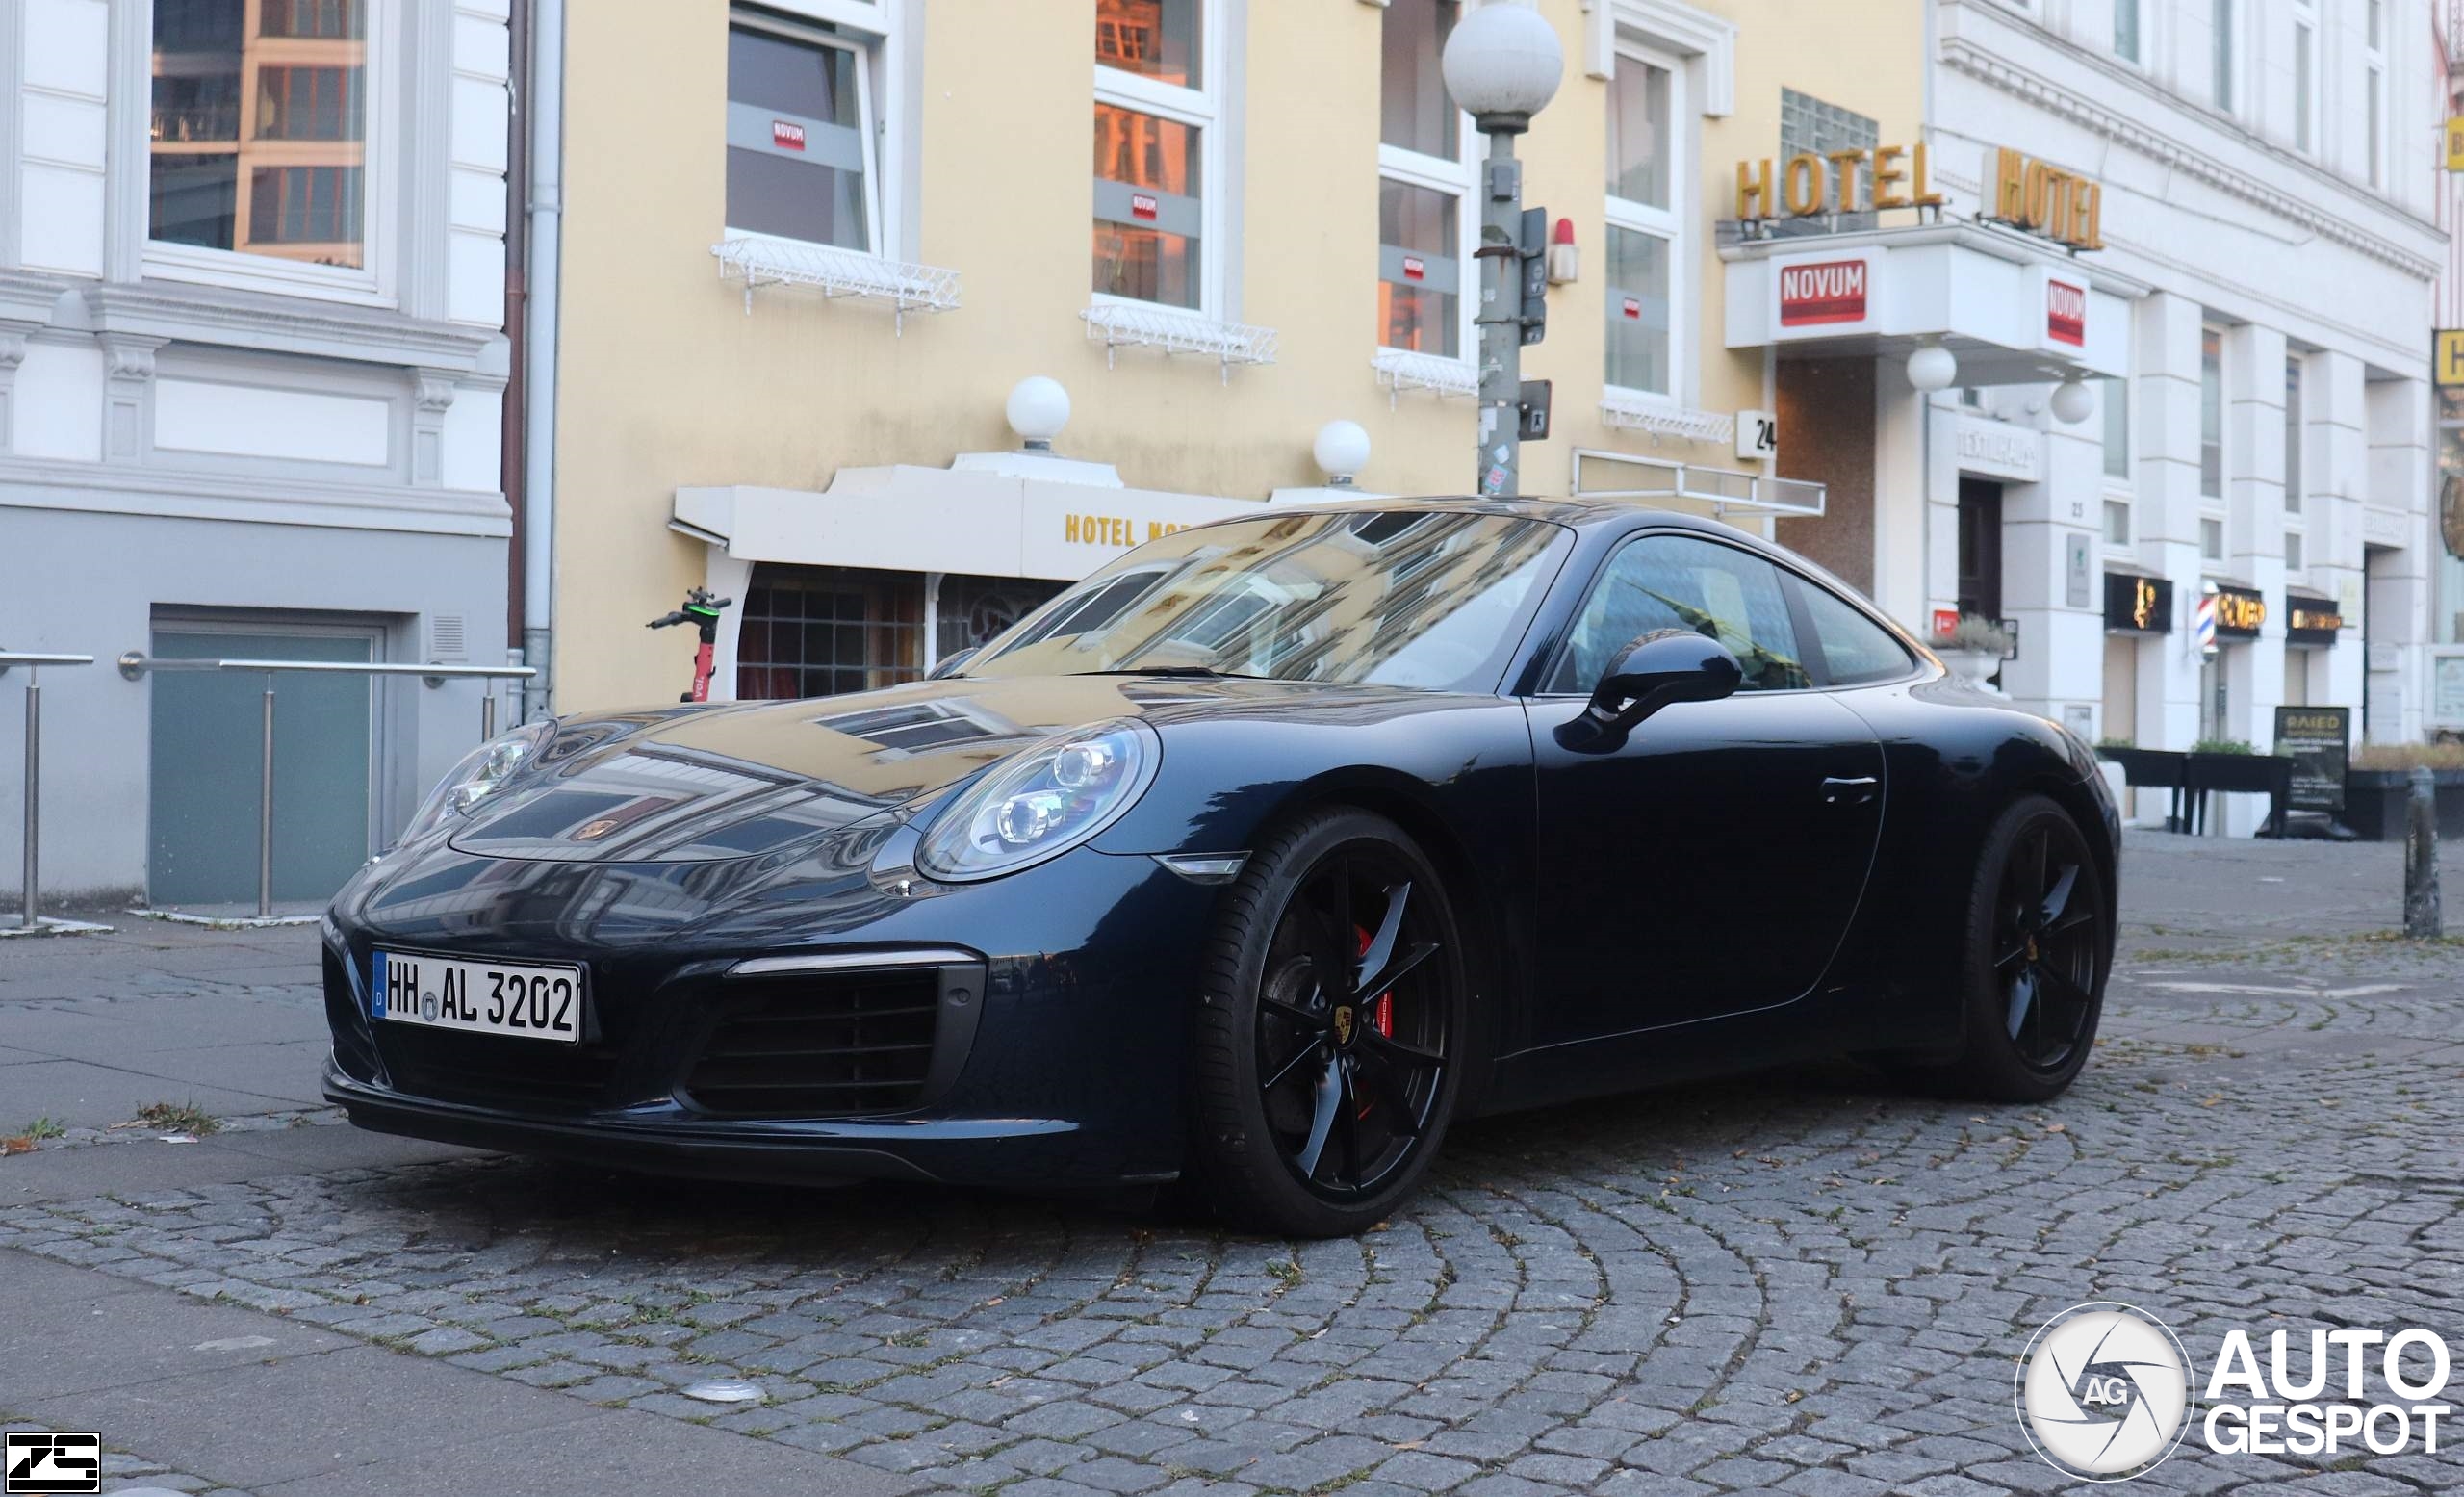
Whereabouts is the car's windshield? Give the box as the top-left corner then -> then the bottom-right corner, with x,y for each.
963,509 -> 1572,694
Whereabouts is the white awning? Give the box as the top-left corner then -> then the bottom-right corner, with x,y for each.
674,457 -> 1270,582
1722,221 -> 2138,384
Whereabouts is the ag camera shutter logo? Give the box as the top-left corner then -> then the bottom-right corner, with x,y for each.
2015,1303 -> 2194,1481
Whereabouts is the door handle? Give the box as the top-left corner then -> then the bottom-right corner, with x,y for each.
1820,775 -> 1879,806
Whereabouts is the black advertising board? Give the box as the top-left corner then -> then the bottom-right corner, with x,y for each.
2272,706 -> 2350,813
2213,583 -> 2266,641
2285,595 -> 2346,648
2103,573 -> 2171,633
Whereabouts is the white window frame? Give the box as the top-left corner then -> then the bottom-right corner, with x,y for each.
2284,352 -> 2307,578
1374,58 -> 1475,370
2101,374 -> 2134,555
1091,1 -> 1226,320
1602,38 -> 1687,408
141,0 -> 400,306
2199,325 -> 2227,559
2112,0 -> 2145,67
720,3 -> 890,262
2362,17 -> 2387,193
2291,8 -> 2317,155
2211,0 -> 2237,116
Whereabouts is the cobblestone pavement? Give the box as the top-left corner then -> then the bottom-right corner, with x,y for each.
4,832 -> 2461,1495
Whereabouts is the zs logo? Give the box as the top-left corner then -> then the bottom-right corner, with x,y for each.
4,1432 -> 101,1494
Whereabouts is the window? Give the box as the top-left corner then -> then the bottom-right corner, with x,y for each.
2105,499 -> 2132,546
2285,530 -> 2304,572
2200,327 -> 2223,499
2284,356 -> 2302,513
2292,16 -> 2315,153
2115,0 -> 2142,63
735,565 -> 923,700
1378,2 -> 1468,359
2201,517 -> 2225,561
2101,375 -> 2129,481
1604,51 -> 1686,398
1548,535 -> 1809,695
1797,584 -> 1912,686
1094,0 -> 1217,313
1773,89 -> 1876,237
2210,0 -> 2235,112
2370,0 -> 2384,50
2366,67 -> 2386,190
148,0 -> 372,271
726,11 -> 876,252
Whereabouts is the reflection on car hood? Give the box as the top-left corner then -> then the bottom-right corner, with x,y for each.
446,673 -> 1457,863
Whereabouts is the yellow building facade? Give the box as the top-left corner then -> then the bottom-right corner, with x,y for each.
544,0 -> 1926,712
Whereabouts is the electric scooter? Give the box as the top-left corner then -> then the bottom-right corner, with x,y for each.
647,588 -> 732,703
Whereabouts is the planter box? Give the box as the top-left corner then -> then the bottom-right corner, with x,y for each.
2344,768 -> 2464,842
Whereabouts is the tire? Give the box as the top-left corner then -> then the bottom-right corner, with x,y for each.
1897,793 -> 2110,1103
1184,808 -> 1470,1237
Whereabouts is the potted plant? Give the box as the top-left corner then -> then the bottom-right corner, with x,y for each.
1930,614 -> 2012,692
2344,743 -> 2464,841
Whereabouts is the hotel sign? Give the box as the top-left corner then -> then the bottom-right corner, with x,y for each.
1734,143 -> 1943,222
2103,573 -> 2171,634
1985,148 -> 2104,250
1778,259 -> 1868,325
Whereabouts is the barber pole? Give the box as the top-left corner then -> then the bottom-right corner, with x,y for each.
2195,584 -> 2218,658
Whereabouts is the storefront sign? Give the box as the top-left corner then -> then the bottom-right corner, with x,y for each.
2046,276 -> 2086,346
1733,142 -> 1943,223
1779,259 -> 1868,325
2213,583 -> 2266,640
2104,573 -> 2170,633
1985,147 -> 2104,250
1065,512 -> 1185,548
2285,595 -> 2345,647
2437,330 -> 2464,388
2447,117 -> 2464,171
1952,414 -> 2041,482
2272,706 -> 2349,813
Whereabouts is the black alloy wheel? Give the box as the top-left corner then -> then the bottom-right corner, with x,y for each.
1186,808 -> 1468,1236
1910,793 -> 2110,1102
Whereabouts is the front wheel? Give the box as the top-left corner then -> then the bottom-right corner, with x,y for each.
1184,809 -> 1469,1237
1902,794 -> 2110,1103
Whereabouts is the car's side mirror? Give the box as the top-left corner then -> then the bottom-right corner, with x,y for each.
930,646 -> 980,680
1553,629 -> 1743,752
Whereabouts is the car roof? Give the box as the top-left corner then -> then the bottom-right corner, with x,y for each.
1255,494 -> 1754,538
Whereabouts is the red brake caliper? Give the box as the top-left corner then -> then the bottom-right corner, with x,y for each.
1354,927 -> 1392,1121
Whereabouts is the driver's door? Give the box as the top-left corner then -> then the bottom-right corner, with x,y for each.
1522,533 -> 1885,1049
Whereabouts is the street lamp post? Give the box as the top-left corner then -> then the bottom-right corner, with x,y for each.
1442,3 -> 1563,498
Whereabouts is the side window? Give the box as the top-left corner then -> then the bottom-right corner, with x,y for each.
1545,535 -> 1809,694
1795,581 -> 1913,686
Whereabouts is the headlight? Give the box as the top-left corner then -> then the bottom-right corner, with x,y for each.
398,720 -> 554,845
916,719 -> 1159,882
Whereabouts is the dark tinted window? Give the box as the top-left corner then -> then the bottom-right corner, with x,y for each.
1546,534 -> 1808,694
1796,581 -> 1912,685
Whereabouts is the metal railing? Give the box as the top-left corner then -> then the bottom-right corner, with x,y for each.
3,653 -> 97,931
114,653 -> 538,920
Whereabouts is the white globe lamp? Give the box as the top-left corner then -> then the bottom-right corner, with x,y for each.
1440,2 -> 1564,130
1005,375 -> 1070,452
1905,342 -> 1958,393
2048,374 -> 2093,425
1313,420 -> 1372,487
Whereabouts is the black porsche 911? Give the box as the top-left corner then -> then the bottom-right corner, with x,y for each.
322,499 -> 2118,1236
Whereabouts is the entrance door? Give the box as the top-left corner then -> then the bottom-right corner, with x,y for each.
1956,478 -> 2004,621
148,622 -> 382,909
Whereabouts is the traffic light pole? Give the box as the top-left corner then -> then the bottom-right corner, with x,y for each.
1474,126 -> 1524,499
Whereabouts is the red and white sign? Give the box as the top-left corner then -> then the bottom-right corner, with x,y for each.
2046,277 -> 2087,347
1621,297 -> 1643,320
1932,607 -> 1961,639
1779,259 -> 1868,326
772,119 -> 806,151
1401,255 -> 1424,281
1130,193 -> 1159,220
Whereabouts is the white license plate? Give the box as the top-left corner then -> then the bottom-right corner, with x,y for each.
371,950 -> 582,1044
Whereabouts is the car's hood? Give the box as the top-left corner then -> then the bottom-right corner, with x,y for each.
444,672 -> 1464,863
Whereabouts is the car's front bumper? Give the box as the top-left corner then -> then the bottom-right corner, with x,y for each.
319,836 -> 1223,1190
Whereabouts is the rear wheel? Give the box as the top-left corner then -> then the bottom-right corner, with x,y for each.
1185,809 -> 1467,1237
1902,794 -> 2109,1102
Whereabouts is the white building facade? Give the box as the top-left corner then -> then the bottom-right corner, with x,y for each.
1935,0 -> 2441,763
1,0 -> 514,908
1728,0 -> 2444,834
